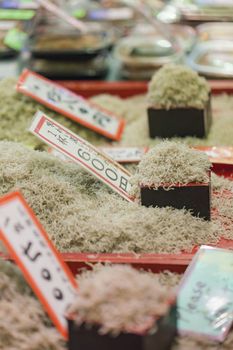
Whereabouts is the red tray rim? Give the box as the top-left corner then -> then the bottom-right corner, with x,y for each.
59,80 -> 233,98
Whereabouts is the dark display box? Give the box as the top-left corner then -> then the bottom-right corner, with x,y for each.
147,96 -> 212,138
140,176 -> 211,221
68,303 -> 177,350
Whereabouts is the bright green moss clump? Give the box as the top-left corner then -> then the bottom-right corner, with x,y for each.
147,64 -> 210,109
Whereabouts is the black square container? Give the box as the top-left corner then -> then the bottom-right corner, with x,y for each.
140,175 -> 211,221
147,95 -> 212,138
68,303 -> 177,350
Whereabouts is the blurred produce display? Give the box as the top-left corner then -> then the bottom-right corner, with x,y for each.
0,0 -> 232,79
162,0 -> 233,23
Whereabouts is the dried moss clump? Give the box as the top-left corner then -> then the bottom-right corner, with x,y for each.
70,264 -> 171,335
130,141 -> 211,194
0,141 -> 224,254
90,93 -> 233,147
0,78 -> 105,149
147,64 -> 210,109
0,259 -> 63,350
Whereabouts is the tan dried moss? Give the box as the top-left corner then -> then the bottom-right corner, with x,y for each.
147,64 -> 210,109
130,141 -> 211,194
70,264 -> 171,335
0,141 -> 232,254
90,93 -> 233,147
0,78 -> 105,149
0,78 -> 233,150
71,266 -> 233,349
0,259 -> 64,350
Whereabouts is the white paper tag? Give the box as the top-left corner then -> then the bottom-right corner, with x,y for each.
178,246 -> 233,342
17,70 -> 125,141
100,147 -> 148,163
30,111 -> 133,202
0,192 -> 77,339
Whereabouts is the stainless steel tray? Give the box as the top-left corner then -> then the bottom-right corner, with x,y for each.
187,41 -> 233,78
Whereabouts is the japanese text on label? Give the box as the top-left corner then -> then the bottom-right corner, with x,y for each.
30,111 -> 133,202
17,70 -> 124,141
0,192 -> 77,339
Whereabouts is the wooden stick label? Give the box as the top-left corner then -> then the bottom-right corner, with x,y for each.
17,70 -> 125,141
30,111 -> 133,202
0,192 -> 77,339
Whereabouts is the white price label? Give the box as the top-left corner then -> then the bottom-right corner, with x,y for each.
30,111 -> 133,202
100,147 -> 148,163
0,192 -> 77,339
17,70 -> 125,141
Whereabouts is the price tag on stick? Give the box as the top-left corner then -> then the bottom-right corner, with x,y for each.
17,70 -> 125,141
0,191 -> 77,339
29,111 -> 133,202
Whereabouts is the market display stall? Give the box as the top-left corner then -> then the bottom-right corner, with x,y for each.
0,0 -> 233,349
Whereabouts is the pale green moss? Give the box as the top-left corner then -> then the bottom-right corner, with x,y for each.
1,141 -> 232,254
130,141 -> 211,194
147,64 -> 210,109
0,260 -> 63,350
90,93 -> 233,147
70,264 -> 171,335
0,78 -> 106,150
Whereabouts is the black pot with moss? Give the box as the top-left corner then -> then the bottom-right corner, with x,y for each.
130,141 -> 212,221
68,305 -> 177,350
147,64 -> 212,138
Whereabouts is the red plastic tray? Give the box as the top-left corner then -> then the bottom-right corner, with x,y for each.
2,175 -> 230,274
58,80 -> 233,272
59,80 -> 233,98
0,185 -> 232,274
2,80 -> 233,273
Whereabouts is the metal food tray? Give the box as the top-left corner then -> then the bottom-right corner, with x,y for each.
28,32 -> 112,61
186,41 -> 233,78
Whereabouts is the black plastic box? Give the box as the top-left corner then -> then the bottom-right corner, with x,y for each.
147,96 -> 212,138
140,175 -> 211,221
68,303 -> 177,350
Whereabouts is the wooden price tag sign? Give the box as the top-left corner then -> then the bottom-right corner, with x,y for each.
29,111 -> 133,202
17,69 -> 125,141
0,192 -> 77,339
